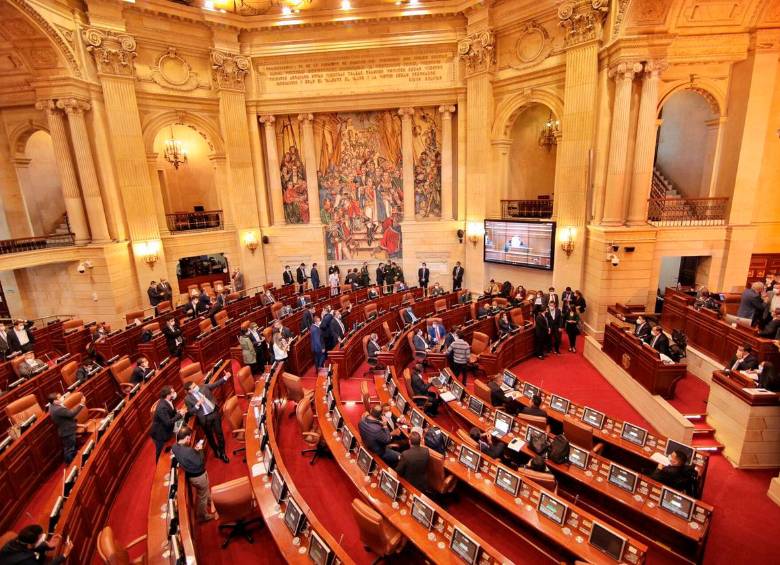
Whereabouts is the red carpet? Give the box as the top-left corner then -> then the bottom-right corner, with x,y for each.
667,372 -> 710,415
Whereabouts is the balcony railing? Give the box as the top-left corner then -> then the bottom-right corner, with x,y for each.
165,210 -> 223,233
0,233 -> 76,255
501,199 -> 553,219
647,197 -> 728,226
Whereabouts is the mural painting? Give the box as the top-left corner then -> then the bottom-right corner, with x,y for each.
314,111 -> 404,260
276,115 -> 310,224
412,108 -> 442,218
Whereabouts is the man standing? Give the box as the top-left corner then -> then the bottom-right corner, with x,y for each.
545,301 -> 563,355
329,310 -> 346,346
8,319 -> 34,354
231,267 -> 245,292
158,278 -> 173,303
311,316 -> 326,369
48,392 -> 85,464
296,263 -> 308,294
534,307 -> 549,360
446,330 -> 471,384
171,426 -> 215,522
148,281 -> 162,310
310,263 -> 321,289
452,261 -> 464,291
282,265 -> 294,286
184,374 -> 232,463
418,262 -> 430,295
737,282 -> 765,324
396,431 -> 430,492
0,322 -> 9,360
149,386 -> 185,461
301,304 -> 316,332
376,263 -> 386,292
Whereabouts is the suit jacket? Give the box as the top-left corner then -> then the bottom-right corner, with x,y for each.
149,399 -> 181,442
7,328 -> 34,353
162,324 -> 183,354
148,286 -> 162,306
310,324 -> 324,354
296,267 -> 307,284
184,380 -> 226,424
498,319 -> 513,334
131,366 -> 152,384
758,319 -> 780,339
522,405 -> 547,417
649,333 -> 671,357
19,359 -> 46,378
396,445 -> 430,492
186,300 -> 207,318
418,268 -> 430,285
452,266 -> 464,283
727,353 -> 758,372
158,282 -> 173,301
366,339 -> 380,360
358,416 -> 392,456
231,271 -> 245,291
534,313 -> 549,337
545,308 -> 563,330
50,403 -> 83,438
198,292 -> 211,307
428,324 -> 445,343
488,381 -> 508,406
0,331 -> 8,357
411,371 -> 431,397
239,334 -> 257,365
310,268 -> 320,289
737,289 -> 764,319
402,309 -> 417,324
413,334 -> 428,352
330,317 -> 346,343
283,270 -> 294,286
759,365 -> 779,391
301,310 -> 314,332
376,267 -> 385,285
634,322 -> 651,341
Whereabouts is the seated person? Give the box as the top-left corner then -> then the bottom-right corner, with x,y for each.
185,296 -> 207,319
131,356 -> 153,384
366,333 -> 385,370
476,303 -> 489,318
485,279 -> 501,296
397,281 -> 408,291
413,329 -> 429,354
759,309 -> 780,339
430,282 -> 445,297
261,289 -> 276,305
0,524 -> 71,564
367,285 -> 380,300
273,321 -> 294,341
396,431 -> 430,492
522,394 -> 546,417
648,325 -> 671,357
379,402 -> 408,451
458,290 -> 472,304
358,406 -> 400,467
527,454 -> 549,473
18,351 -> 47,378
469,426 -> 505,460
487,374 -> 522,414
497,312 -> 516,336
76,356 -> 101,382
427,320 -> 447,344
488,300 -> 501,315
296,294 -> 310,309
756,361 -> 779,391
402,306 -> 418,324
410,364 -> 441,415
726,344 -> 759,372
651,449 -> 696,493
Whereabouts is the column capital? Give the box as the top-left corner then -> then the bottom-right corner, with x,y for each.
608,61 -> 643,81
82,27 -> 137,78
297,113 -> 314,123
438,105 -> 456,117
642,59 -> 668,78
210,50 -> 250,91
56,98 -> 91,115
558,0 -> 608,47
34,99 -> 58,114
398,107 -> 415,119
259,114 -> 276,125
457,30 -> 496,74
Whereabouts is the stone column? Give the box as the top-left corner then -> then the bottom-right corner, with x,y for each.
57,98 -> 111,241
298,113 -> 322,224
146,153 -> 170,236
627,60 -> 666,226
399,107 -> 415,220
210,154 -> 235,231
35,100 -> 90,244
9,158 -> 38,235
601,61 -> 642,226
704,117 -> 727,198
247,112 -> 270,227
0,118 -> 34,239
438,105 -> 455,220
491,138 -> 513,206
259,114 -> 285,225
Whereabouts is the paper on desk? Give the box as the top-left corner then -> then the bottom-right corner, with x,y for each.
742,387 -> 775,395
439,391 -> 456,402
507,438 -> 526,452
251,462 -> 267,477
650,452 -> 670,466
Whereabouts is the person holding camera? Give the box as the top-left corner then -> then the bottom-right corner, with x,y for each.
171,426 -> 215,523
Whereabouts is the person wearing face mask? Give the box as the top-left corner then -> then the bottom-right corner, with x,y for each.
48,392 -> 85,464
149,386 -> 186,461
634,315 -> 651,342
183,374 -> 232,463
0,524 -> 72,565
544,300 -> 563,355
8,319 -> 34,354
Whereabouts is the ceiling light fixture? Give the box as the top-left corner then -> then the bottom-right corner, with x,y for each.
341,0 -> 352,10
282,5 -> 292,14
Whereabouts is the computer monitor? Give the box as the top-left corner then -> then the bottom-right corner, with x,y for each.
384,368 -> 392,385
581,407 -> 605,429
283,498 -> 306,536
379,469 -> 400,501
63,466 -> 79,498
458,445 -> 481,472
525,425 -> 547,444
538,492 -> 567,526
522,382 -> 541,400
19,414 -> 36,434
167,498 -> 179,537
169,533 -> 183,565
410,410 -> 426,430
326,390 -> 336,412
81,439 -> 95,467
589,522 -> 627,561
357,447 -> 375,475
438,370 -> 451,387
387,380 -> 397,399
411,495 -> 435,530
48,496 -> 64,533
608,464 -> 638,493
494,467 -> 521,496
449,527 -> 480,565
271,469 -> 287,503
620,422 -> 648,447
467,396 -> 484,417
330,410 -> 343,431
167,468 -> 178,499
549,394 -> 570,415
396,394 -> 408,415
0,436 -> 12,454
568,444 -> 590,470
308,530 -> 334,565
502,370 -> 517,388
341,427 -> 355,453
659,487 -> 695,521
665,439 -> 695,463
263,444 -> 275,475
493,410 -> 512,436
450,380 -> 465,401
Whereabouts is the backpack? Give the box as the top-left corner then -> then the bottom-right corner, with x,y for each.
425,427 -> 447,455
529,433 -> 550,455
548,434 -> 570,464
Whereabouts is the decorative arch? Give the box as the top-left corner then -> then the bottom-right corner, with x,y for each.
492,89 -> 564,140
657,78 -> 725,118
142,110 -> 225,155
8,119 -> 50,158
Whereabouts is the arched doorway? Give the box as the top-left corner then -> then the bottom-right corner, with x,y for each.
17,130 -> 68,236
508,102 -> 558,202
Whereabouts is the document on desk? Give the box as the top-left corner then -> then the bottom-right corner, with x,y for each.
439,391 -> 456,402
507,438 -> 526,452
742,387 -> 776,396
251,462 -> 267,477
650,452 -> 670,466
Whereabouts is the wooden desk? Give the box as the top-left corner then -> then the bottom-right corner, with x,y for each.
707,371 -> 780,468
603,323 -> 686,399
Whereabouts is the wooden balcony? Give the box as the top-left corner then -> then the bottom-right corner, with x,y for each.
0,233 -> 75,256
647,197 -> 729,227
165,209 -> 223,233
500,198 -> 553,219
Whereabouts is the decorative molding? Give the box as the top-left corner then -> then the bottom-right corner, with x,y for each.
398,107 -> 415,118
612,0 -> 632,36
210,50 -> 250,91
56,98 -> 91,115
558,0 -> 609,47
513,21 -> 551,67
457,30 -> 496,74
149,47 -> 202,91
608,60 -> 642,81
259,114 -> 276,125
438,105 -> 456,117
642,59 -> 668,79
297,113 -> 314,123
82,27 -> 137,78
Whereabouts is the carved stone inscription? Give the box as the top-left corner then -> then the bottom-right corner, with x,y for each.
255,47 -> 454,93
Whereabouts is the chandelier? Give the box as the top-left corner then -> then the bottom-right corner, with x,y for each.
164,127 -> 188,169
538,112 -> 560,150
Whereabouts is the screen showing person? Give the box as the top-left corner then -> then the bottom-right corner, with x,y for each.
620,422 -> 648,447
659,487 -> 696,521
582,407 -> 605,429
483,220 -> 556,271
588,522 -> 627,561
549,394 -> 570,414
608,464 -> 638,493
449,527 -> 481,565
494,467 -> 521,496
458,445 -> 481,472
411,495 -> 435,530
537,492 -> 567,525
502,370 -> 517,388
308,530 -> 334,565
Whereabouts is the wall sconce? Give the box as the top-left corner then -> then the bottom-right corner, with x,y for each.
135,240 -> 160,268
457,229 -> 465,244
466,221 -> 484,247
244,231 -> 259,254
559,227 -> 576,257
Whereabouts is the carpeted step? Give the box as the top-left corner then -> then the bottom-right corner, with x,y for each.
691,437 -> 724,452
692,421 -> 716,436
682,413 -> 707,422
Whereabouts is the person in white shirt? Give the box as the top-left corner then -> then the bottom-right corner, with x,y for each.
9,320 -> 34,354
329,271 -> 339,296
273,334 -> 289,362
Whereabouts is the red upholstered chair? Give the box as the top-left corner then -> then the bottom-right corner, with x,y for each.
340,294 -> 352,311
474,379 -> 492,405
468,331 -> 490,364
10,356 -> 26,377
281,372 -> 311,413
509,307 -> 525,326
125,311 -> 145,326
296,390 -> 327,464
563,415 -> 604,454
211,478 -> 263,548
518,467 -> 557,492
364,303 -> 378,320
6,395 -> 43,427
156,300 -> 172,314
427,450 -> 457,495
96,526 -> 146,564
142,322 -> 160,335
198,319 -> 213,334
63,391 -> 106,436
63,319 -> 84,332
179,362 -> 204,386
351,498 -> 407,560
494,297 -> 509,308
223,395 -> 246,456
110,356 -> 137,394
236,366 -> 255,398
434,298 -> 447,313
61,360 -> 79,388
214,310 -> 228,328
382,321 -> 394,342
271,303 -> 283,320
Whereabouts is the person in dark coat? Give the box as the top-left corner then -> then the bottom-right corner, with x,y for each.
149,386 -> 185,461
162,317 -> 184,358
533,307 -> 549,359
48,392 -> 84,464
183,375 -> 232,463
310,263 -> 321,289
757,361 -> 779,392
310,317 -> 326,369
648,325 -> 671,357
358,406 -> 400,467
396,431 -> 429,492
0,524 -> 71,565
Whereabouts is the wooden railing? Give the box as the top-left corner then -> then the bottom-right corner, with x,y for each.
165,209 -> 223,232
0,233 -> 75,255
647,197 -> 728,226
500,198 -> 553,219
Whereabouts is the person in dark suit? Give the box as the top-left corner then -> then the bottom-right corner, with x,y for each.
376,263 -> 386,291
131,357 -> 153,384
469,427 -> 505,460
0,524 -> 71,565
75,357 -> 101,382
726,344 -> 759,372
8,319 -> 34,354
757,361 -> 779,391
366,332 -> 383,369
533,307 -> 549,359
367,285 -> 380,300
17,351 -> 46,378
487,374 -> 522,414
737,283 -> 765,323
310,317 -> 326,369
410,365 -> 440,415
296,263 -> 307,294
185,297 -> 207,319
651,449 -> 695,493
452,261 -> 464,291
197,289 -> 211,309
648,325 -> 671,357
147,281 -> 162,308
759,309 -> 780,339
48,392 -> 85,463
231,268 -> 245,292
634,315 -> 651,342
207,291 -> 225,326
545,302 -> 563,354
413,329 -> 428,357
163,318 -> 184,358
149,386 -> 185,461
158,278 -> 173,302
282,265 -> 294,286
246,322 -> 269,369
418,262 -> 430,294
328,310 -> 346,346
296,293 -> 309,310
396,431 -> 429,492
497,312 -> 515,336
427,320 -> 446,344
358,406 -> 400,467
0,322 -> 9,360
300,304 -> 315,332
310,263 -> 320,289
522,394 -> 547,417
402,306 -> 418,325
320,306 -> 334,350
183,374 -> 232,462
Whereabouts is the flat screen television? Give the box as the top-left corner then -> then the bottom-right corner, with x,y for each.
484,219 -> 556,270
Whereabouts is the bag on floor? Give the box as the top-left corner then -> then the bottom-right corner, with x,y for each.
548,434 -> 570,464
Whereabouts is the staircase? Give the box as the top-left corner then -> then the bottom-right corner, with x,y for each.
49,213 -> 71,237
682,413 -> 724,453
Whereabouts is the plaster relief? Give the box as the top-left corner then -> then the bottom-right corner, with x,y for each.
149,48 -> 202,91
